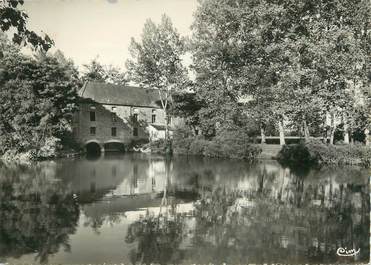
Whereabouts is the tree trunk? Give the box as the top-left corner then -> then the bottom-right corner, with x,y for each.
278,118 -> 285,146
260,124 -> 266,144
365,128 -> 370,146
343,124 -> 349,144
303,117 -> 310,142
329,112 -> 335,145
329,128 -> 335,145
164,108 -> 169,142
164,108 -> 171,154
343,113 -> 349,144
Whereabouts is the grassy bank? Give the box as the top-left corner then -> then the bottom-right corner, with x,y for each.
278,140 -> 371,167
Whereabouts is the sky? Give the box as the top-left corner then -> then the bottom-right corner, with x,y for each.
22,0 -> 198,70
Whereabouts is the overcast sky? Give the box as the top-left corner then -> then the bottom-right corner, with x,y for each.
23,0 -> 198,69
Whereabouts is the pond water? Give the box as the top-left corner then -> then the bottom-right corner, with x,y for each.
0,154 -> 369,264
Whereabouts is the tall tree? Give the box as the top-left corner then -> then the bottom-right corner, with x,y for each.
126,14 -> 188,145
190,0 -> 370,145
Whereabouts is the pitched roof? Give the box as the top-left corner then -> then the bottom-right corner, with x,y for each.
79,81 -> 161,108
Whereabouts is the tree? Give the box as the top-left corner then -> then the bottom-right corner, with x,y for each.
190,0 -> 252,137
190,0 -> 370,146
126,14 -> 188,147
104,64 -> 127,85
0,36 -> 79,157
0,0 -> 53,51
172,89 -> 204,134
82,58 -> 106,82
82,57 -> 127,85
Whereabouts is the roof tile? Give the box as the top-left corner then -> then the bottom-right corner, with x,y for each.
79,81 -> 161,107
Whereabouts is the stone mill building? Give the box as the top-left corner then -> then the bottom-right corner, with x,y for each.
72,81 -> 182,153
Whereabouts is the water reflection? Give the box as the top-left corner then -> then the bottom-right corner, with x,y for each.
186,180 -> 369,264
125,199 -> 185,264
0,162 -> 79,264
0,155 -> 369,264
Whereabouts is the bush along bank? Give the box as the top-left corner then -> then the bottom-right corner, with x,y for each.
277,139 -> 371,167
171,127 -> 262,160
0,135 -> 83,164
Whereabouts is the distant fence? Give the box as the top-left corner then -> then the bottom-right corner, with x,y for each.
256,136 -> 325,145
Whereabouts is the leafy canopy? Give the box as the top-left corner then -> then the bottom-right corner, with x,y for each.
0,0 -> 53,51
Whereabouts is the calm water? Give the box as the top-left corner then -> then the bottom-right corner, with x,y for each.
0,154 -> 369,264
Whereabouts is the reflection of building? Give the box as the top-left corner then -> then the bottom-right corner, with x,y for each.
111,159 -> 168,196
73,81 -> 183,152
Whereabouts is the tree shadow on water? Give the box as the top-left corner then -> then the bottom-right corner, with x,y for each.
0,163 -> 80,264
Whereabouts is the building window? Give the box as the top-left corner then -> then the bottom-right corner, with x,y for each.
111,127 -> 117,137
90,111 -> 96,121
90,127 -> 96,135
111,113 -> 117,122
152,114 -> 156,123
133,127 -> 138,136
133,113 -> 138,122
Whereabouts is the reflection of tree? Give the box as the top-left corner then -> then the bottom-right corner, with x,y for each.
125,201 -> 185,265
125,159 -> 186,265
82,207 -> 122,234
0,163 -> 79,264
191,187 -> 243,263
188,173 -> 369,264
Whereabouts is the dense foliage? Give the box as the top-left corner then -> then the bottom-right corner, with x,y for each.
278,140 -> 371,166
0,36 -> 80,159
172,126 -> 262,160
188,0 -> 370,145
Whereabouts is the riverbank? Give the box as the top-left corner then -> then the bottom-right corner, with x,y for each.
168,137 -> 262,160
3,138 -> 370,169
0,147 -> 82,165
255,144 -> 282,159
278,140 -> 371,167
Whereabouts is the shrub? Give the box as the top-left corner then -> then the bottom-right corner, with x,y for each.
203,141 -> 223,158
188,138 -> 209,156
278,141 -> 316,165
278,139 -> 371,167
36,137 -> 61,160
172,126 -> 193,155
201,129 -> 261,160
150,139 -> 167,154
1,150 -> 35,164
172,137 -> 192,154
171,125 -> 262,160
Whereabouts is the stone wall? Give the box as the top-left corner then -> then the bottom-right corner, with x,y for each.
73,101 -> 183,146
73,102 -> 134,145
